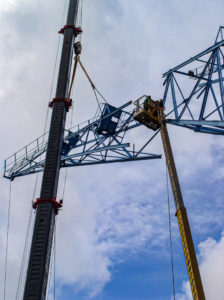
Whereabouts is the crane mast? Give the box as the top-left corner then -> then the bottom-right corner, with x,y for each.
23,0 -> 80,298
134,98 -> 205,300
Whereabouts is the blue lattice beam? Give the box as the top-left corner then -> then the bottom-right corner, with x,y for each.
163,27 -> 224,135
4,101 -> 161,180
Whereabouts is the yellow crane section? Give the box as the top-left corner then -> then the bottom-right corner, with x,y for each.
134,96 -> 205,300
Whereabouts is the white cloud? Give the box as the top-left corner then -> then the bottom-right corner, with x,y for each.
177,233 -> 224,300
175,281 -> 191,300
199,233 -> 224,300
0,0 -> 19,13
54,163 -> 170,298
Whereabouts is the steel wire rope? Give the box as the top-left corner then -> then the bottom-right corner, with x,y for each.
61,53 -> 111,198
38,0 -> 68,184
80,0 -> 83,42
61,58 -> 78,211
15,2 -> 68,298
58,4 -> 112,284
54,219 -> 57,300
15,207 -> 34,299
51,3 -> 84,296
60,0 -> 89,246
93,86 -> 102,112
78,58 -> 109,105
68,55 -> 79,103
43,3 -> 69,299
94,86 -> 109,104
61,60 -> 77,206
76,0 -> 83,43
67,0 -> 83,107
46,220 -> 57,300
46,239 -> 53,300
3,181 -> 12,300
70,56 -> 102,108
42,0 -> 67,141
165,164 -> 176,300
15,175 -> 38,299
67,50 -> 109,132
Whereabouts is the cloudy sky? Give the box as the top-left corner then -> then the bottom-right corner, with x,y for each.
0,0 -> 224,299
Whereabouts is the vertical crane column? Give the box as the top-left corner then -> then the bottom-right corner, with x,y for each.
157,105 -> 205,300
23,1 -> 79,299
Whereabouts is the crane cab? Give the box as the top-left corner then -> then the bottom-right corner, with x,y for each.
134,96 -> 161,131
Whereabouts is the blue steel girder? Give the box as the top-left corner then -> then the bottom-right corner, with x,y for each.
4,101 -> 161,180
166,119 -> 224,135
163,28 -> 224,135
215,26 -> 224,43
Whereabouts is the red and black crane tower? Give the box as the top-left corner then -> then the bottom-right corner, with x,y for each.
23,0 -> 80,298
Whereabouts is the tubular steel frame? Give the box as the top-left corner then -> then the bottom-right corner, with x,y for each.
4,28 -> 224,181
4,101 -> 161,180
163,26 -> 224,135
5,28 -> 224,181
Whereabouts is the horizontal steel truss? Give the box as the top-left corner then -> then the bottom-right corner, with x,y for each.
4,101 -> 161,180
163,27 -> 224,135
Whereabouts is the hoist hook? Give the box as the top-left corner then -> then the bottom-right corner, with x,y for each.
74,41 -> 82,56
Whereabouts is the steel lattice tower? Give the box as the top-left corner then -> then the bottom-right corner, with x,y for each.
23,1 -> 80,298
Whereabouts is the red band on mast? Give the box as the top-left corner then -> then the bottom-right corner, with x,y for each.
49,98 -> 72,112
33,198 -> 63,214
58,25 -> 82,37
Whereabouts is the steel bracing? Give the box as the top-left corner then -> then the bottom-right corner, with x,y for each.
163,26 -> 224,135
5,29 -> 224,181
4,101 -> 161,180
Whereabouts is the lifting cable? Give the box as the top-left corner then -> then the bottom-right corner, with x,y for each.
47,220 -> 57,300
15,205 -> 34,299
67,0 -> 108,115
67,54 -> 109,116
77,0 -> 83,43
166,165 -> 176,300
68,55 -> 79,103
59,2 -> 87,253
78,57 -> 108,104
3,182 -> 12,300
43,0 -> 68,140
54,220 -> 57,300
15,175 -> 38,299
64,53 -> 109,205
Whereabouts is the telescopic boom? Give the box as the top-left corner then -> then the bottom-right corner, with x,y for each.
134,97 -> 205,300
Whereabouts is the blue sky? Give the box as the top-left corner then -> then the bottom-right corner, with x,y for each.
0,0 -> 224,299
